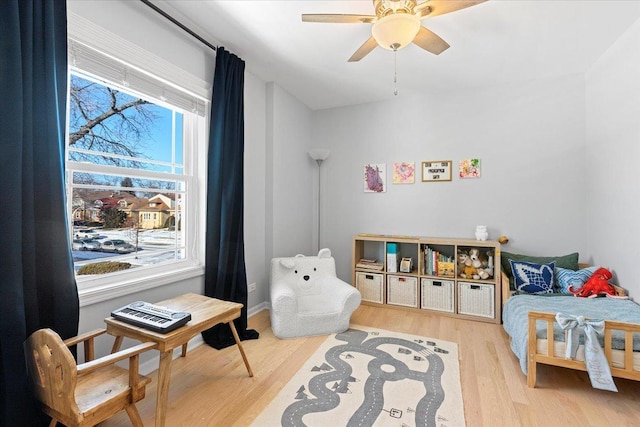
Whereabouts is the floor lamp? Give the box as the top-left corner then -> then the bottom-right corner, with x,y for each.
308,149 -> 330,253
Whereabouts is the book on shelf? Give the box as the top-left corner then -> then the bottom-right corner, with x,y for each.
437,261 -> 455,278
422,245 -> 455,277
356,259 -> 384,271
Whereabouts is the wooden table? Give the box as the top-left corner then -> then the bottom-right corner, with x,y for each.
105,293 -> 254,427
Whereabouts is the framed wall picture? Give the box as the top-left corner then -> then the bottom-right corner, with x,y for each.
459,158 -> 481,178
364,163 -> 386,193
392,162 -> 415,184
421,160 -> 452,182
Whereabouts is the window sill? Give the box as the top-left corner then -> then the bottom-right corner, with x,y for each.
78,263 -> 205,307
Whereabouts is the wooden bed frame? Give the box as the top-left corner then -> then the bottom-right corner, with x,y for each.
500,266 -> 640,387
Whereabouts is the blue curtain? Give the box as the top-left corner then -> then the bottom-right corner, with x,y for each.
201,47 -> 259,349
0,1 -> 79,425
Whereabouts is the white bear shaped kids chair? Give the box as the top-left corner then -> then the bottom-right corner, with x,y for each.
270,248 -> 361,339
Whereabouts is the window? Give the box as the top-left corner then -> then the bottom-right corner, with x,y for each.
66,29 -> 209,302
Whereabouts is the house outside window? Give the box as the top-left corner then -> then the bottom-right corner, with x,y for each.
67,73 -> 191,277
66,19 -> 209,303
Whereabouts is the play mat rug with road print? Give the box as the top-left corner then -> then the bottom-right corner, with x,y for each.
251,325 -> 465,427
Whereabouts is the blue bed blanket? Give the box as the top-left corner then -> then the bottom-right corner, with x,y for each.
502,295 -> 640,374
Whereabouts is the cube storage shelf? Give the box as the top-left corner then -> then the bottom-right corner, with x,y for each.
352,234 -> 502,324
421,278 -> 454,313
355,272 -> 384,304
458,282 -> 495,319
387,275 -> 418,308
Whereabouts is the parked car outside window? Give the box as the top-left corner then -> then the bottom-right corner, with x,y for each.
100,239 -> 135,254
75,229 -> 99,239
72,239 -> 101,251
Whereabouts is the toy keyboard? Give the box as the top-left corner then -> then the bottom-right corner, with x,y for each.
111,301 -> 191,333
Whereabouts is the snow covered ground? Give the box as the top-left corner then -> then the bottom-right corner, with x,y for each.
72,227 -> 183,269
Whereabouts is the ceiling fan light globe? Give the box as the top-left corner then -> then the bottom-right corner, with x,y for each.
371,13 -> 420,51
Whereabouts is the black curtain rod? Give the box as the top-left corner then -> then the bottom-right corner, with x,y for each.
140,0 -> 217,52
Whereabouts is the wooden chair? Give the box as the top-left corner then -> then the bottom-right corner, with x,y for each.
24,328 -> 157,427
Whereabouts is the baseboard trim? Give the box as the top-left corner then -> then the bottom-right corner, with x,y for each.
248,301 -> 269,317
139,302 -> 269,375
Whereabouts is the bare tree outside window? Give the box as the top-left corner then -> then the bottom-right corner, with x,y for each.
69,76 -> 156,167
67,74 -> 187,275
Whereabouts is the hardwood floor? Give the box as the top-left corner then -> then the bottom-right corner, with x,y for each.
101,305 -> 640,426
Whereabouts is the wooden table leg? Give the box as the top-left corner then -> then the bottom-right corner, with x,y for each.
228,321 -> 254,377
111,335 -> 123,354
155,350 -> 173,427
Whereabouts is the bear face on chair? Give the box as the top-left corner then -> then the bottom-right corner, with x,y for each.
274,248 -> 336,296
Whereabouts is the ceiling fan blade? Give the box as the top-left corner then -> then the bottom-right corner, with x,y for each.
348,37 -> 378,62
302,14 -> 376,24
415,0 -> 487,18
413,26 -> 450,55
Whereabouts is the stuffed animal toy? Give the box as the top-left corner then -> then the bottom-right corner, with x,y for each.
460,261 -> 478,279
459,249 -> 479,279
468,248 -> 490,280
484,251 -> 494,278
568,267 -> 622,298
457,249 -> 469,274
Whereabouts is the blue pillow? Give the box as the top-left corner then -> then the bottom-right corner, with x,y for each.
509,260 -> 556,294
555,266 -> 598,294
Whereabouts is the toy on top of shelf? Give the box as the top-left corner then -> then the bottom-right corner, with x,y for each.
475,225 -> 489,241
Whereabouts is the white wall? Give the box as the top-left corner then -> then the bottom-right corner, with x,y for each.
586,18 -> 640,295
266,83 -> 315,260
244,73 -> 269,307
312,75 -> 588,281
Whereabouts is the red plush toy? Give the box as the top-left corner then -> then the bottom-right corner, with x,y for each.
568,267 -> 619,298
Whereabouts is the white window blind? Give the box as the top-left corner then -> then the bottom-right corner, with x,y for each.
67,11 -> 210,116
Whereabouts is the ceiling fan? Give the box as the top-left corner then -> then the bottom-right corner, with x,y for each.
302,0 -> 487,62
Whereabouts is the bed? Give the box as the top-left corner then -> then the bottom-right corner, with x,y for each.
500,259 -> 640,388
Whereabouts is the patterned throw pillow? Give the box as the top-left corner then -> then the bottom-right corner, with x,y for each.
509,260 -> 556,294
500,251 -> 579,290
555,266 -> 598,294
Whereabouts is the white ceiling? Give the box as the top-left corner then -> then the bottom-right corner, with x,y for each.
158,1 -> 640,110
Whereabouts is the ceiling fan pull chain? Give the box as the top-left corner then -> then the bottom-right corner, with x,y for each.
393,47 -> 398,96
